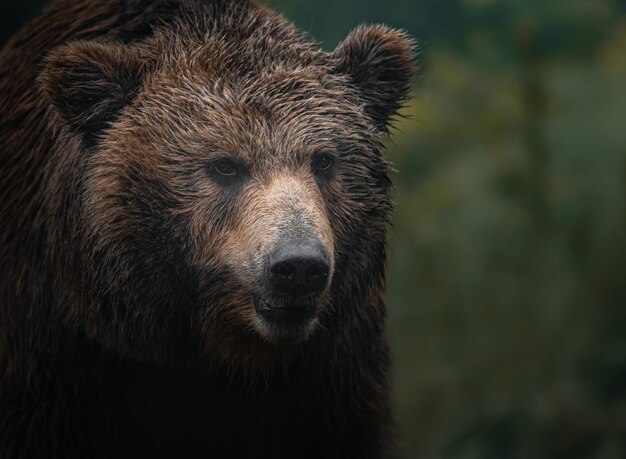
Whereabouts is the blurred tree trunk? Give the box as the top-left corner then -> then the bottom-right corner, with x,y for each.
516,24 -> 551,232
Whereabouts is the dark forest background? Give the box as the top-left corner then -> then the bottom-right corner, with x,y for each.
3,1 -> 626,458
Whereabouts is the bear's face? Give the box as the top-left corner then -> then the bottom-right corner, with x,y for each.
40,9 -> 415,371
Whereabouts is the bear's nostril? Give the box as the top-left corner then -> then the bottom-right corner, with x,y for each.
305,262 -> 328,279
268,242 -> 330,296
271,261 -> 297,278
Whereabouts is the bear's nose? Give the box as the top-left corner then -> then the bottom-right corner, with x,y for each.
268,242 -> 330,296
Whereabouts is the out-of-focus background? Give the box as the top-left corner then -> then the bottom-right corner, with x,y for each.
3,1 -> 626,458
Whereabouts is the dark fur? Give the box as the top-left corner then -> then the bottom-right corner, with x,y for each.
0,0 -> 415,457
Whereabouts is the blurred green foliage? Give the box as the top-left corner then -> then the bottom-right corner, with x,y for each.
268,0 -> 626,458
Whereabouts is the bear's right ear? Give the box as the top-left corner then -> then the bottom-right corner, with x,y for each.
40,41 -> 145,140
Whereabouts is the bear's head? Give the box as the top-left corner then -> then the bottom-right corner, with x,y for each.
40,1 -> 415,373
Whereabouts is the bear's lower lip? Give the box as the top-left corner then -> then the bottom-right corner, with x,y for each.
253,296 -> 316,329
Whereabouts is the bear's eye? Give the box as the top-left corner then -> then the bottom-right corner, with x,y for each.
214,158 -> 239,176
206,157 -> 248,187
312,153 -> 335,173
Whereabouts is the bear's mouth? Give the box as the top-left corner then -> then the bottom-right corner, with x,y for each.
253,296 -> 317,341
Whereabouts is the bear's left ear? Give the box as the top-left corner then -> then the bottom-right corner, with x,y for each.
332,25 -> 417,131
40,41 -> 146,141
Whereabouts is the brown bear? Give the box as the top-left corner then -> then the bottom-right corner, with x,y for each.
0,0 -> 415,457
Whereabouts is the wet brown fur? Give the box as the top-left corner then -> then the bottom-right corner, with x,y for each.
0,0 -> 415,457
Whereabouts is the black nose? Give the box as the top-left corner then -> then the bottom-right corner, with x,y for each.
268,242 -> 330,296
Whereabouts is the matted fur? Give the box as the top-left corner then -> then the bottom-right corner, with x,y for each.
0,0 -> 416,457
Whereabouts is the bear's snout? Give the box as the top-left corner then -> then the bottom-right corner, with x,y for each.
251,228 -> 334,343
267,238 -> 330,297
